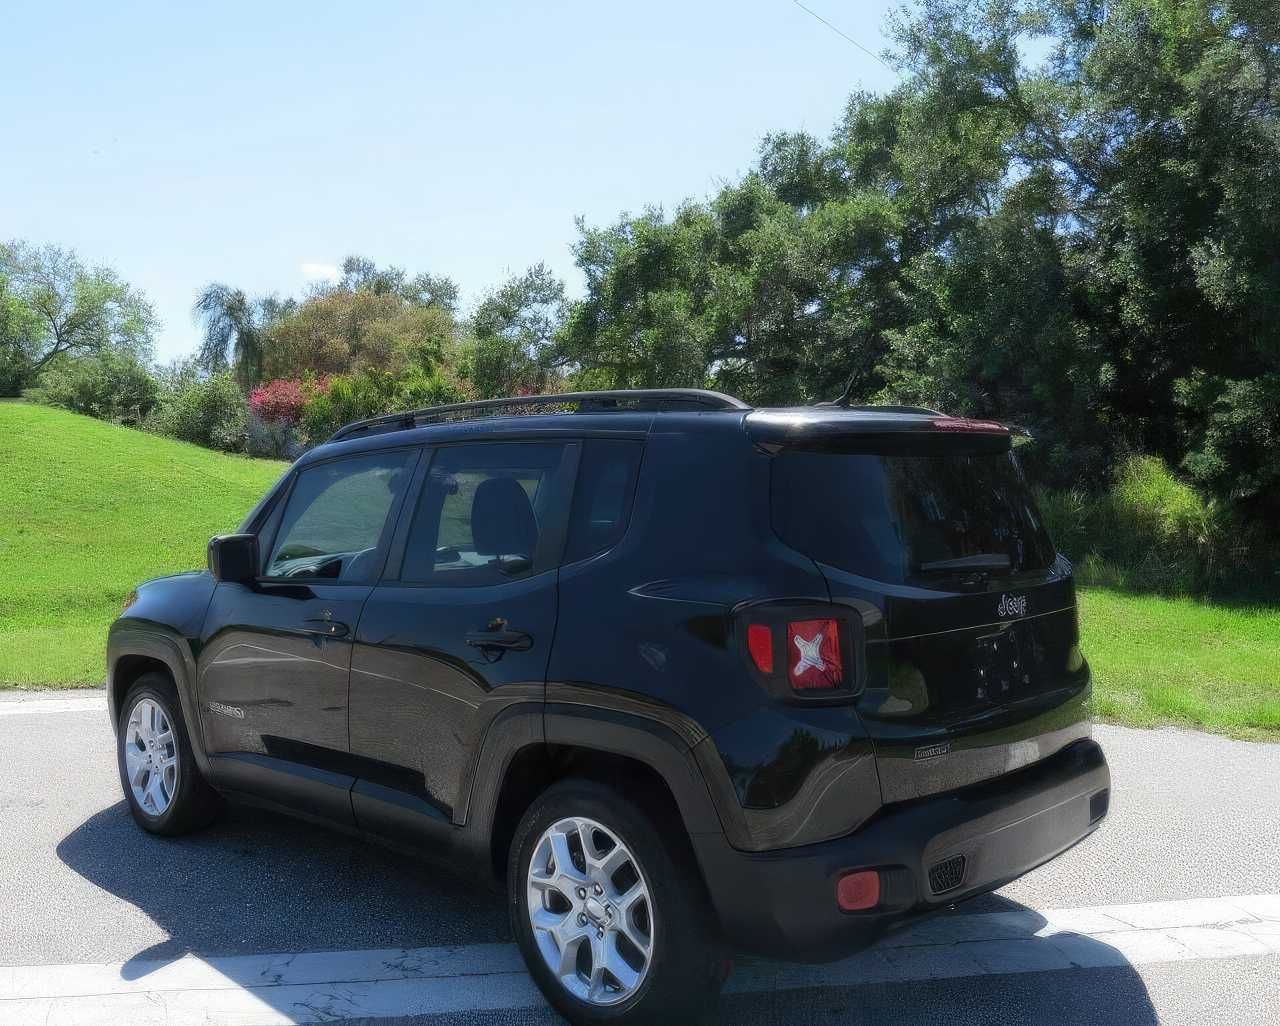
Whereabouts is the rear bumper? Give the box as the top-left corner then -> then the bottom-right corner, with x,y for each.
692,737 -> 1110,961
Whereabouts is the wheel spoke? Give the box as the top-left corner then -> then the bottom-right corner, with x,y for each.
614,880 -> 645,918
591,843 -> 628,882
548,829 -> 587,886
530,906 -> 567,934
618,904 -> 652,956
586,945 -> 609,1002
555,930 -> 587,978
145,770 -> 166,812
126,753 -> 149,790
604,933 -> 643,991
576,820 -> 599,862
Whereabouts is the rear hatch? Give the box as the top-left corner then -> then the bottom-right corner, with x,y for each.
755,409 -> 1092,803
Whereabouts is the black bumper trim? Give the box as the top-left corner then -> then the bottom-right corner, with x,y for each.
691,737 -> 1110,961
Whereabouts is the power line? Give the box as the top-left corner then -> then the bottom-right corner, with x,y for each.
791,0 -> 895,72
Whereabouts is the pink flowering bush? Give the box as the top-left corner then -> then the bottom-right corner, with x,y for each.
249,377 -> 327,424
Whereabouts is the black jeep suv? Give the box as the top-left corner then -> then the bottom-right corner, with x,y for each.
107,388 -> 1110,1024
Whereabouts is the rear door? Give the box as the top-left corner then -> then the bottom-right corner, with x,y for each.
347,439 -> 578,839
770,437 -> 1092,803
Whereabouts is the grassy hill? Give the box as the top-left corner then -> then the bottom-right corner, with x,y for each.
0,403 -> 285,685
0,401 -> 1274,738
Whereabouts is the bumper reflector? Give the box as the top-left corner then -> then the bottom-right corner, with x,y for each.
836,870 -> 880,911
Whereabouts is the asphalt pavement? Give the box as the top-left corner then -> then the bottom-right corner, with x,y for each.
0,689 -> 1276,1024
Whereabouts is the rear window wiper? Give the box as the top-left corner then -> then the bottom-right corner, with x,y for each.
917,553 -> 1012,573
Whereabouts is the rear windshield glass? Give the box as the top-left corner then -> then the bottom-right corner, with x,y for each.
771,449 -> 1056,584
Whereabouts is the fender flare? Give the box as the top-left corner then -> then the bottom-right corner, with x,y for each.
543,704 -> 727,836
455,698 -> 750,874
106,625 -> 213,776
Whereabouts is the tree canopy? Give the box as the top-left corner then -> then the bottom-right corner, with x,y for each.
10,0 -> 1278,519
554,0 -> 1280,510
0,241 -> 155,391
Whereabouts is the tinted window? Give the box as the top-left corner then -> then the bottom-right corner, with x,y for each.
266,450 -> 415,581
401,442 -> 570,586
771,449 -> 1056,585
563,439 -> 643,563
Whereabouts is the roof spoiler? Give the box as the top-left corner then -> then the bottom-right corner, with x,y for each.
746,408 -> 1011,451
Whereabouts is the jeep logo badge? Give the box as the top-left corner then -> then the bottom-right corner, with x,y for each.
997,593 -> 1027,619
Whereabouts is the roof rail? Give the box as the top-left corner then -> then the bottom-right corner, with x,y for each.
328,388 -> 750,443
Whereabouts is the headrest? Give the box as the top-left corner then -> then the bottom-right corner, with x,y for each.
471,476 -> 538,558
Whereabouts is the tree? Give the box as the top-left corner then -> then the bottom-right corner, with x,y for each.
556,0 -> 1280,510
0,241 -> 156,392
472,263 -> 566,397
192,284 -> 291,388
0,273 -> 42,394
338,255 -> 459,312
261,289 -> 459,381
196,257 -> 461,388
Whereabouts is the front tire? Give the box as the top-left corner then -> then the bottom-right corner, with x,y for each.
508,779 -> 725,1025
116,673 -> 219,835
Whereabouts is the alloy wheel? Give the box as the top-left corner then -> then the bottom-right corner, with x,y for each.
525,815 -> 655,1006
124,697 -> 179,816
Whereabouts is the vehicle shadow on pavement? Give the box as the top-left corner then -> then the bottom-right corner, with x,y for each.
58,802 -> 1157,1025
56,800 -> 510,973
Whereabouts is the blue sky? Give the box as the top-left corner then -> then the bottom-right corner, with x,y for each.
2,0 -> 898,361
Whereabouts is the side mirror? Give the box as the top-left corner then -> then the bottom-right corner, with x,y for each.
208,534 -> 259,583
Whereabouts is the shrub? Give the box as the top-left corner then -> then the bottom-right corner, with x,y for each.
249,377 -> 317,424
147,372 -> 248,452
245,413 -> 301,459
298,369 -> 466,446
1038,455 -> 1227,594
28,351 -> 158,424
1177,372 -> 1280,513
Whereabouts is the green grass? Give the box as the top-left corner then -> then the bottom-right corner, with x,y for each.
0,403 -> 285,686
1079,588 -> 1280,739
1,403 -> 1275,740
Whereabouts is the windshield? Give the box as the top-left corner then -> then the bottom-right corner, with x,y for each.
771,448 -> 1057,586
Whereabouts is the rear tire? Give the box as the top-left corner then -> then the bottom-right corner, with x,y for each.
116,673 -> 220,835
508,778 -> 726,1025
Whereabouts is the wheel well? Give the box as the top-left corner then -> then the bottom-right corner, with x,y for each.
488,744 -> 697,884
111,655 -> 172,722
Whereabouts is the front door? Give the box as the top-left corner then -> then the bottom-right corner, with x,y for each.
198,447 -> 419,821
348,440 -> 577,837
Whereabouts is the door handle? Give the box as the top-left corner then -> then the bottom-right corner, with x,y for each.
301,618 -> 349,638
465,628 -> 533,651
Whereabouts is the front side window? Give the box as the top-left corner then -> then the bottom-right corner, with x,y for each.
266,450 -> 416,581
401,442 -> 571,586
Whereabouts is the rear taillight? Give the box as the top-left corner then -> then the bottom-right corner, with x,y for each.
746,623 -> 774,674
786,618 -> 842,690
741,611 -> 851,695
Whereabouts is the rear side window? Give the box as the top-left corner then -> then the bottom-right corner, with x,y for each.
400,442 -> 572,586
771,449 -> 1056,585
563,439 -> 643,564
266,450 -> 416,582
